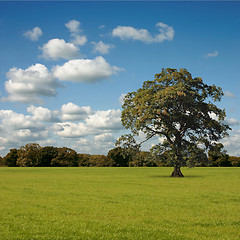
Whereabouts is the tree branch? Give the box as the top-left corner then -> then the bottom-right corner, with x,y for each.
139,132 -> 156,147
145,126 -> 173,145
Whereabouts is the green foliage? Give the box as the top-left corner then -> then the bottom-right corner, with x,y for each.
38,146 -> 58,167
88,155 -> 110,167
78,153 -> 91,167
17,143 -> 41,167
51,147 -> 78,167
3,144 -> 84,167
208,143 -> 231,167
1,142 -> 239,168
228,156 -> 240,167
119,68 -> 231,175
107,147 -> 130,167
2,148 -> 18,167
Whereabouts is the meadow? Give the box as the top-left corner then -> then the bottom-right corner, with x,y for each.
0,167 -> 239,240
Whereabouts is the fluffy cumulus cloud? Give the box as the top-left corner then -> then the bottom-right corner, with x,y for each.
209,113 -> 239,126
93,133 -> 116,150
3,64 -> 61,103
91,41 -> 114,54
27,105 -> 59,122
65,20 -> 81,33
23,27 -> 42,41
72,35 -> 87,46
0,110 -> 44,130
65,20 -> 87,46
40,39 -> 80,60
61,102 -> 93,121
0,103 -> 125,157
224,118 -> 240,126
54,122 -> 98,138
86,109 -> 122,130
112,22 -> 174,43
94,133 -> 115,143
0,110 -> 49,151
221,130 -> 240,156
54,108 -> 122,138
53,56 -> 121,83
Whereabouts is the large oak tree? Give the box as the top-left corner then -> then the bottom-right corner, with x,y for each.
118,68 -> 230,177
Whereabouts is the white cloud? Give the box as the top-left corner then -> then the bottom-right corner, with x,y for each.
92,41 -> 114,54
76,138 -> 89,146
221,130 -> 240,156
3,64 -> 61,103
224,118 -> 240,126
27,105 -> 59,122
93,133 -> 116,152
40,39 -> 80,60
209,113 -> 239,126
53,56 -> 121,83
65,20 -> 87,46
205,50 -> 218,58
54,122 -> 97,138
65,20 -> 81,33
72,35 -> 87,46
94,133 -> 115,143
0,110 -> 44,130
0,146 -> 6,151
224,91 -> 235,98
23,27 -> 42,41
112,22 -> 174,43
0,104 -> 125,157
16,129 -> 48,140
61,102 -> 93,121
209,112 -> 218,121
155,22 -> 175,42
0,110 -> 49,152
86,109 -> 122,130
53,108 -> 122,140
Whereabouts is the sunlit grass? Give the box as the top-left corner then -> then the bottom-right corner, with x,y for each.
0,167 -> 239,239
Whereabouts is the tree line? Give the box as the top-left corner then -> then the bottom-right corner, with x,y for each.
0,142 -> 239,167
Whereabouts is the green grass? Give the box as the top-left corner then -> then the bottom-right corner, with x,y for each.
0,167 -> 239,240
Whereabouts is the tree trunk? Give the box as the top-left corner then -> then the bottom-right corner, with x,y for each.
170,166 -> 184,177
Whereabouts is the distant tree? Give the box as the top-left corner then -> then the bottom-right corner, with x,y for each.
88,155 -> 110,167
107,147 -> 130,167
228,156 -> 240,167
150,144 -> 171,167
118,68 -> 230,176
51,147 -> 78,167
78,154 -> 91,167
138,151 -> 159,167
116,134 -> 141,166
17,143 -> 41,167
208,143 -> 231,167
38,146 -> 58,167
3,148 -> 18,167
0,156 -> 3,166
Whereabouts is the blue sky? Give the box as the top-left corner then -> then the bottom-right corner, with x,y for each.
0,1 -> 240,157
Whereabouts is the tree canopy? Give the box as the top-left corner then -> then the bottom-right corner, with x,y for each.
117,68 -> 231,176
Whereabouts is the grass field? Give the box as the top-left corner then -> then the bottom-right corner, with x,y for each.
0,167 -> 239,240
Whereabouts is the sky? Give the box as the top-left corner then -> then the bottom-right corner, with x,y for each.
0,1 -> 240,157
